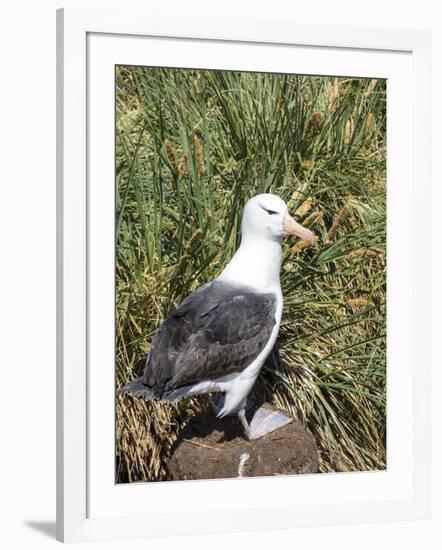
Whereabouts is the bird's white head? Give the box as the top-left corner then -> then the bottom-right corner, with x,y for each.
218,193 -> 316,290
241,193 -> 317,244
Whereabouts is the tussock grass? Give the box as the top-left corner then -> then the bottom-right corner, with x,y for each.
115,67 -> 386,481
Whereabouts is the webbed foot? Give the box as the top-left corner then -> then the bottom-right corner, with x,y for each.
238,405 -> 293,440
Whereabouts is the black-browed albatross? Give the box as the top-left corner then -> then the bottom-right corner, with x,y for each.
122,193 -> 317,439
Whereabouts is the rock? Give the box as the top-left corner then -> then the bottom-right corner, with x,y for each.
168,403 -> 319,480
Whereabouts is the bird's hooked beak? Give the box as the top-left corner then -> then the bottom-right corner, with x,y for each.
283,212 -> 317,244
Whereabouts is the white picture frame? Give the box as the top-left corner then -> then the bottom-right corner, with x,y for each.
56,7 -> 431,543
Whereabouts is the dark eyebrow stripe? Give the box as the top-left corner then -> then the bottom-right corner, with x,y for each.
260,205 -> 278,215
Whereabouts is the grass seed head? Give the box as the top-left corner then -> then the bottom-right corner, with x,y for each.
347,297 -> 373,310
303,209 -> 324,228
164,139 -> 178,170
307,111 -> 325,135
326,203 -> 352,243
295,199 -> 314,217
344,118 -> 354,144
326,79 -> 340,109
194,135 -> 206,175
178,152 -> 189,177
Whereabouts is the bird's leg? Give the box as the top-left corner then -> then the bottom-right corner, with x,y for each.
238,408 -> 252,440
208,393 -> 224,416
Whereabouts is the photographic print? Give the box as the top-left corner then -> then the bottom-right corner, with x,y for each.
115,66 -> 386,483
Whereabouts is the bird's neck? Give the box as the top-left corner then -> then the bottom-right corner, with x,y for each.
218,236 -> 282,293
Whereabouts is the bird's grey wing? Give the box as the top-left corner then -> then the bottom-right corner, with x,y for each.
163,282 -> 276,393
126,280 -> 277,399
165,291 -> 277,393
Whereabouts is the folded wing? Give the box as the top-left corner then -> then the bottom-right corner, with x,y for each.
128,280 -> 277,400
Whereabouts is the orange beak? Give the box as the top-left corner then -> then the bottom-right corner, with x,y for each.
283,212 -> 317,244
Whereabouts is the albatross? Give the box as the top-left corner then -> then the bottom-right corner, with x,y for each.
122,193 -> 317,439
